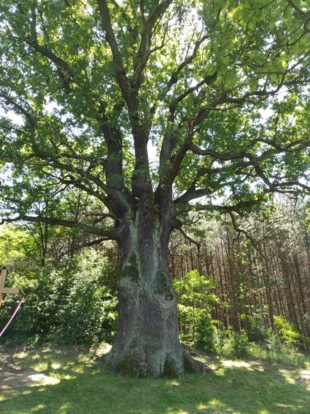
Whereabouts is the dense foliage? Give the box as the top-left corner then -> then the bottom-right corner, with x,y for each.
0,247 -> 118,345
1,199 -> 309,356
0,0 -> 309,243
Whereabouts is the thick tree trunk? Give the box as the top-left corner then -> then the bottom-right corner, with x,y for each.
104,210 -> 205,378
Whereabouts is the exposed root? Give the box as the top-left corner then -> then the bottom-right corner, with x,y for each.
183,350 -> 212,374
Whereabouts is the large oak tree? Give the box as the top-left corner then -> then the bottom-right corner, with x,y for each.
0,0 -> 309,377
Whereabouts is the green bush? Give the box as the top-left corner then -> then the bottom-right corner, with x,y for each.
195,311 -> 217,354
0,250 -> 118,345
264,332 -> 283,353
173,270 -> 218,353
274,315 -> 301,345
231,330 -> 249,358
242,312 -> 270,343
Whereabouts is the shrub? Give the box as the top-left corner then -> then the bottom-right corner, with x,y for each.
173,270 -> 218,353
274,316 -> 301,346
0,249 -> 118,345
231,330 -> 249,358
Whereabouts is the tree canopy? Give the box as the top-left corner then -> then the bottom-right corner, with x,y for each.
0,0 -> 309,231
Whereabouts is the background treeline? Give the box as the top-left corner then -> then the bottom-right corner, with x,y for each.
171,199 -> 310,353
0,197 -> 309,355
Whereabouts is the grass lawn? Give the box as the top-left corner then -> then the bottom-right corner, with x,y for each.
0,344 -> 309,414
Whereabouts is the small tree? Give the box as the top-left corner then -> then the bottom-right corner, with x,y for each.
0,0 -> 309,377
174,270 -> 218,353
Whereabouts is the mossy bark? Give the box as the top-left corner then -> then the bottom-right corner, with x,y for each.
104,213 -> 208,378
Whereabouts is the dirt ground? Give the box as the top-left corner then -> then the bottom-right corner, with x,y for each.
0,368 -> 60,390
0,347 -> 60,390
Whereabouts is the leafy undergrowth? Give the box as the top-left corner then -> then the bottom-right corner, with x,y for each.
0,344 -> 309,414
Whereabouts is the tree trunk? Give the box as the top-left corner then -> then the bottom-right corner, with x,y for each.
104,210 -> 205,378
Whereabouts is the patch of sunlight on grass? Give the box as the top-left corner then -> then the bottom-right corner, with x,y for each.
77,354 -> 89,362
28,373 -> 60,386
222,360 -> 251,369
14,351 -> 28,359
51,362 -> 61,369
221,360 -> 265,372
71,366 -> 85,373
259,410 -> 270,414
76,352 -> 96,364
92,342 -> 112,357
63,374 -> 76,380
32,362 -> 48,371
166,410 -> 188,414
214,367 -> 225,376
59,361 -> 75,370
301,370 -> 310,379
22,390 -> 31,395
59,403 -> 71,411
30,404 -> 45,412
201,399 -> 234,412
279,369 -> 296,384
196,402 -> 208,409
275,403 -> 295,409
169,380 -> 180,386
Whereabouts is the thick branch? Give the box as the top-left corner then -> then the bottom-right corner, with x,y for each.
97,104 -> 124,190
189,143 -> 251,161
25,37 -> 74,79
174,181 -> 231,207
175,198 -> 265,217
132,0 -> 173,88
1,215 -> 115,239
96,0 -> 130,103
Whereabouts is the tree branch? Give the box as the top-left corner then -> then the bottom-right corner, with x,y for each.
170,72 -> 218,110
287,0 -> 307,16
0,215 -> 115,239
227,211 -> 268,260
175,198 -> 265,217
96,0 -> 130,103
0,92 -> 37,126
159,34 -> 209,101
174,225 -> 201,250
58,236 -> 112,258
132,0 -> 173,88
25,6 -> 75,79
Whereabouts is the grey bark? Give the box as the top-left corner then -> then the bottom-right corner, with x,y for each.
104,208 -> 206,378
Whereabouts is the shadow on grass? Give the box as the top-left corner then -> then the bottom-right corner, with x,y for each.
0,352 -> 309,414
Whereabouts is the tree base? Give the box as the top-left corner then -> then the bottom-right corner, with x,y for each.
104,346 -> 211,378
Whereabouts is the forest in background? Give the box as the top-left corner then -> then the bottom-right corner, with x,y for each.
0,195 -> 309,355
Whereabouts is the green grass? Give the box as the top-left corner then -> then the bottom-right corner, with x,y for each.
0,344 -> 309,414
